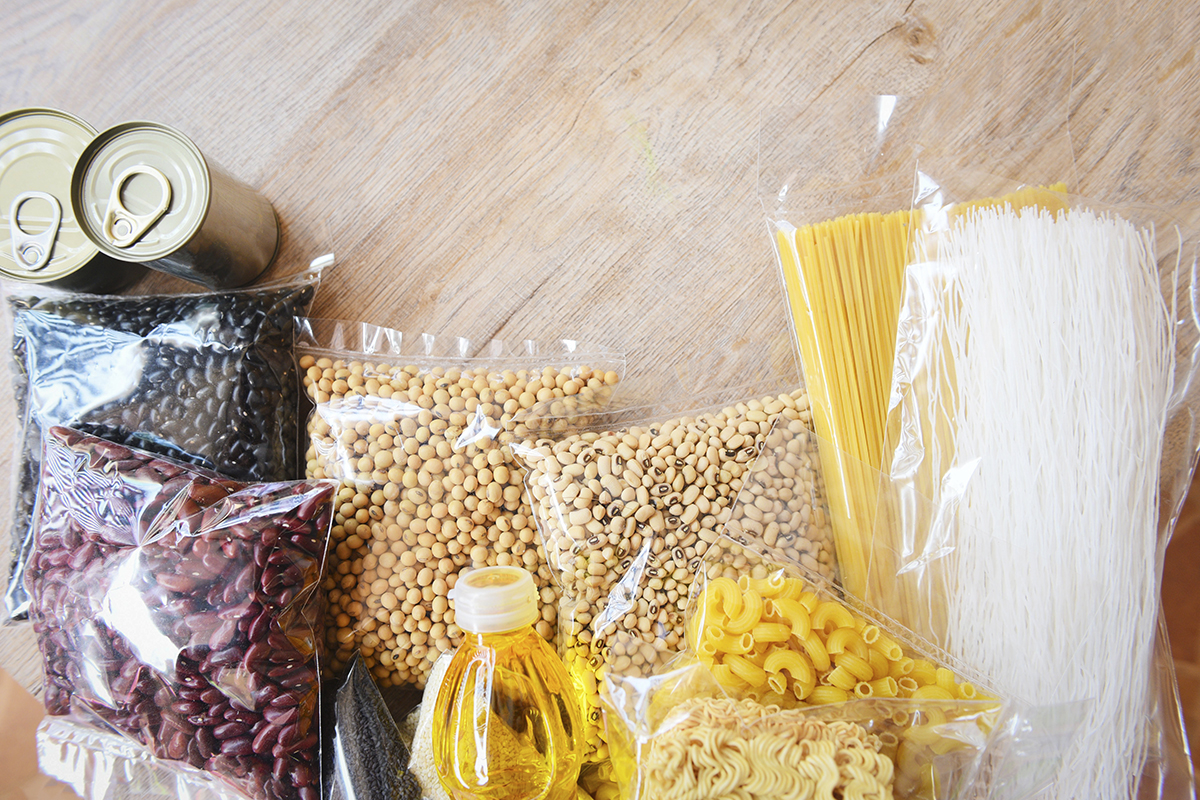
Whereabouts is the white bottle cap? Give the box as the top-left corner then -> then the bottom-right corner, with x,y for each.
449,566 -> 540,634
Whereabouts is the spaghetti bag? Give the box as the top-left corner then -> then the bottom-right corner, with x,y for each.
872,184 -> 1200,800
4,268 -> 320,621
512,387 -> 836,766
758,26 -> 1073,600
603,545 -> 1079,800
27,426 -> 335,800
296,318 -> 623,690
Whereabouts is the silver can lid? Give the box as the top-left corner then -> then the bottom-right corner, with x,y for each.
72,121 -> 210,262
0,107 -> 102,282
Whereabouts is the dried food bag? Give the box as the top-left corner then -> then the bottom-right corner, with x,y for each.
511,387 -> 836,765
3,268 -> 321,621
37,716 -> 253,800
758,89 -> 1073,606
26,426 -> 335,800
868,183 -> 1200,800
602,544 -> 1081,800
296,318 -> 623,690
325,654 -> 422,800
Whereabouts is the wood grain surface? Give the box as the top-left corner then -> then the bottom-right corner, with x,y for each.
2,0 -> 1199,785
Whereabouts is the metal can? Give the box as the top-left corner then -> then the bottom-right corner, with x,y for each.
0,108 -> 145,292
71,121 -> 279,289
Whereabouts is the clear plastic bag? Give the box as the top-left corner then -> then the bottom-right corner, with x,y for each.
37,715 -> 253,800
603,544 -> 1081,800
4,268 -> 321,621
759,92 -> 1073,603
26,426 -> 335,800
511,388 -> 836,766
760,85 -> 1200,799
325,654 -> 423,800
870,185 -> 1200,800
295,318 -> 623,690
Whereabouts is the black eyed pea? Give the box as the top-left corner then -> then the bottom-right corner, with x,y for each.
515,389 -> 837,764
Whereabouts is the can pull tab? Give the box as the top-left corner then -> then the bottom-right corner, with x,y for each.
9,192 -> 62,272
103,165 -> 172,248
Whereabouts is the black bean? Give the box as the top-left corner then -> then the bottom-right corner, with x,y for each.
5,280 -> 316,621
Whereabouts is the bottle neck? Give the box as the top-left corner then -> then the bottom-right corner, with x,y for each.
462,624 -> 535,647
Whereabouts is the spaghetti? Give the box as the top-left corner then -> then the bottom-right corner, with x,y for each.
774,184 -> 1067,600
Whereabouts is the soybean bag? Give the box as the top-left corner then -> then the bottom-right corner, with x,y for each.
296,318 -> 623,690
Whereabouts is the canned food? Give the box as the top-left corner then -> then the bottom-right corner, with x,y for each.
71,121 -> 279,289
0,108 -> 145,292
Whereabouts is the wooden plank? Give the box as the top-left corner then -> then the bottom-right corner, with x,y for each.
0,0 -> 1198,776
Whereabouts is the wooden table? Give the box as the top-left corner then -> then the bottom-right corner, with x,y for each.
2,0 -> 1199,787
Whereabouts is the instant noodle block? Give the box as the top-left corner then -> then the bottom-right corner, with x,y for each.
26,427 -> 335,800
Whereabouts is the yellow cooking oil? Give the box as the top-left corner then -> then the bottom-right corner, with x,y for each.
432,566 -> 582,800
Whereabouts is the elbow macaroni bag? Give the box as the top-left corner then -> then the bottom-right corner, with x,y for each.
604,541 -> 1080,800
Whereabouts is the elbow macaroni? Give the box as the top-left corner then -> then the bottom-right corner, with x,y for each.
689,573 -> 989,711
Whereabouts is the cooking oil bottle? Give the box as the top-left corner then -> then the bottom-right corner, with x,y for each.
432,566 -> 583,800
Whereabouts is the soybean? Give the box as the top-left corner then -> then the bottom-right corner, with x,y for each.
302,357 -> 619,689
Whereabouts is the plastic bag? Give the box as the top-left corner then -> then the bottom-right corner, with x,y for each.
603,544 -> 1080,800
407,650 -> 452,800
3,268 -> 321,621
296,318 -> 623,690
869,185 -> 1200,800
26,426 -> 335,800
324,654 -> 422,800
512,388 -> 836,765
37,715 -> 253,800
758,92 -> 1073,603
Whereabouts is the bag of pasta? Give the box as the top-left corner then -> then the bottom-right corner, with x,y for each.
296,318 -> 623,691
512,386 -> 837,767
601,542 -> 1082,800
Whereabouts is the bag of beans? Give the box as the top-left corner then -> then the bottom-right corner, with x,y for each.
511,387 -> 837,766
3,268 -> 321,621
26,426 -> 335,800
295,317 -> 623,690
37,715 -> 253,800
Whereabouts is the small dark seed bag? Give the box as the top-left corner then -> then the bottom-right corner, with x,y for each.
4,269 -> 319,620
324,654 -> 423,800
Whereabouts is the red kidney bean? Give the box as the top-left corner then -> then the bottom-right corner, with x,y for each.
269,692 -> 298,709
215,721 -> 252,740
263,705 -> 297,727
209,619 -> 240,650
27,429 -> 332,800
168,730 -> 189,760
252,723 -> 281,755
221,736 -> 254,757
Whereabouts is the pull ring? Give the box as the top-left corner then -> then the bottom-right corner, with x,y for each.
9,191 -> 62,272
103,165 -> 172,248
